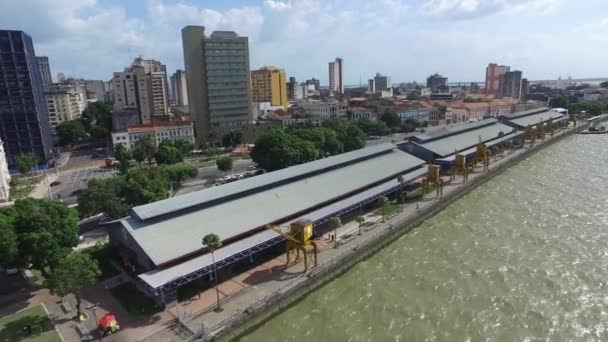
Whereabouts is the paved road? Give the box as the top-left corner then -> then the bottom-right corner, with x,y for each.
52,166 -> 114,204
197,158 -> 257,182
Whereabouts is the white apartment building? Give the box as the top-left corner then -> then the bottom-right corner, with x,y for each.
301,100 -> 348,120
0,139 -> 10,201
112,123 -> 194,150
328,57 -> 344,96
45,83 -> 84,129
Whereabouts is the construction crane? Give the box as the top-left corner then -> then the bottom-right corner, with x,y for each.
422,164 -> 443,197
520,125 -> 536,146
546,118 -> 555,137
471,142 -> 490,172
267,219 -> 318,272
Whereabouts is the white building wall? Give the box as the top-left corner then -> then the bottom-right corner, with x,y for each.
0,139 -> 10,201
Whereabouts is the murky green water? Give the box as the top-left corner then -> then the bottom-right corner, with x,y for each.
242,135 -> 608,341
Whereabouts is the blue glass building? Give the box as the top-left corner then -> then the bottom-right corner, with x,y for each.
0,30 -> 53,166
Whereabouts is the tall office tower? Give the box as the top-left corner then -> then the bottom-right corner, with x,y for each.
251,66 -> 288,108
520,78 -> 529,100
0,138 -> 10,201
287,76 -> 298,100
367,79 -> 376,94
374,73 -> 391,91
182,26 -> 252,144
485,63 -> 510,96
83,80 -> 106,101
112,57 -> 170,124
57,72 -> 66,83
328,57 -> 344,96
170,70 -> 189,107
0,30 -> 53,165
500,71 -> 523,99
36,56 -> 52,91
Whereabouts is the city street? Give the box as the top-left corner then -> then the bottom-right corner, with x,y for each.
52,166 -> 114,204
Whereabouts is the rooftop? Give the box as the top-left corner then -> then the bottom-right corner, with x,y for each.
124,143 -> 425,266
503,110 -> 565,128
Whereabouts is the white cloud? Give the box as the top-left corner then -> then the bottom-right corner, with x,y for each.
264,0 -> 291,11
422,0 -> 558,18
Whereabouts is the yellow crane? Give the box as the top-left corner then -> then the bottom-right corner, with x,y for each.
520,125 -> 536,146
449,154 -> 469,182
422,164 -> 444,197
266,219 -> 318,272
471,143 -> 490,172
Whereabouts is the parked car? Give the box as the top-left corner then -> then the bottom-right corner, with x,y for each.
246,166 -> 257,171
5,268 -> 19,275
50,181 -> 61,186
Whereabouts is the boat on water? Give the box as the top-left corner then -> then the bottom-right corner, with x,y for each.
580,125 -> 608,134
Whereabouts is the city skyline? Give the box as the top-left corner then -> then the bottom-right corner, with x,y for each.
2,0 -> 608,84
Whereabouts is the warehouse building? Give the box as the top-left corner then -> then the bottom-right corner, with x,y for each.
399,118 -> 522,165
499,107 -> 568,129
109,143 -> 426,306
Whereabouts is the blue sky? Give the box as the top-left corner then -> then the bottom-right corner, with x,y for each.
2,0 -> 608,85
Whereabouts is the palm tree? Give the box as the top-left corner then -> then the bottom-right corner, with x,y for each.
379,196 -> 389,222
328,216 -> 342,248
355,216 -> 365,236
202,233 -> 223,312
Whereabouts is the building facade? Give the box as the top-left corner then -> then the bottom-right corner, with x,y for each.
301,100 -> 348,120
35,56 -> 52,91
84,79 -> 106,102
374,73 -> 391,92
500,71 -> 523,99
45,83 -> 84,129
112,57 -> 170,125
112,122 -> 195,150
0,30 -> 53,165
170,70 -> 189,107
251,66 -> 288,109
485,63 -> 510,96
426,74 -> 448,93
328,57 -> 344,97
0,139 -> 9,201
182,26 -> 252,145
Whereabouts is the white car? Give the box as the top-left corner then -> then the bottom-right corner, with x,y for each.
5,268 -> 19,275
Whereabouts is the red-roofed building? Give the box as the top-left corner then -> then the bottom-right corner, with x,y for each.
112,121 -> 194,150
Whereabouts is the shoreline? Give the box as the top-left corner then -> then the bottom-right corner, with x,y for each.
196,123 -> 587,342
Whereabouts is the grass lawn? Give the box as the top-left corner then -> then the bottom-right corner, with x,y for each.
82,244 -> 120,279
0,305 -> 61,342
110,283 -> 161,317
10,176 -> 43,200
374,202 -> 400,217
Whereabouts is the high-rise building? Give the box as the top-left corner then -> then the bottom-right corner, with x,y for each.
182,26 -> 252,144
45,83 -> 84,129
485,63 -> 510,96
0,138 -> 10,201
287,76 -> 298,100
112,57 -> 170,124
426,74 -> 448,93
170,70 -> 189,107
367,79 -> 376,94
36,56 -> 52,91
328,57 -> 344,96
374,73 -> 391,92
521,78 -> 529,100
84,80 -> 106,102
251,66 -> 288,108
500,71 -> 523,99
306,78 -> 320,91
57,72 -> 66,83
0,30 -> 53,165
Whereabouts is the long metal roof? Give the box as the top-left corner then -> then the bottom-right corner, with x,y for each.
500,106 -> 550,119
434,131 -> 524,163
506,110 -> 566,128
412,118 -> 497,143
138,167 -> 428,290
132,143 -> 396,221
122,144 -> 425,266
412,121 -> 516,157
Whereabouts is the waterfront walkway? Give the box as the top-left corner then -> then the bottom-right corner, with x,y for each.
161,127 -> 575,341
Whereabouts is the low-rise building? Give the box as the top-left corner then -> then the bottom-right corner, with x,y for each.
112,122 -> 195,150
0,139 -> 10,201
301,100 -> 348,121
349,107 -> 378,120
253,102 -> 285,120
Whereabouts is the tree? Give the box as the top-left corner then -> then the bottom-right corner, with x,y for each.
355,216 -> 365,236
162,163 -> 198,184
221,131 -> 243,147
421,121 -> 429,132
155,145 -> 184,165
549,96 -> 570,109
78,178 -> 129,219
216,157 -> 233,175
12,198 -> 79,275
114,144 -> 131,174
328,216 -> 342,248
56,120 -> 87,146
80,101 -> 113,139
0,210 -> 17,267
46,252 -> 101,318
202,233 -> 223,312
600,81 -> 608,89
131,136 -> 156,164
123,167 -> 169,206
251,129 -> 319,171
378,196 -> 389,222
380,110 -> 402,129
16,153 -> 37,175
356,118 -> 390,136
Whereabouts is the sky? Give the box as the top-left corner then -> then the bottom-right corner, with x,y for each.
2,0 -> 608,85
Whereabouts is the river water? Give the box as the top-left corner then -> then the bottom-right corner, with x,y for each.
242,134 -> 608,341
